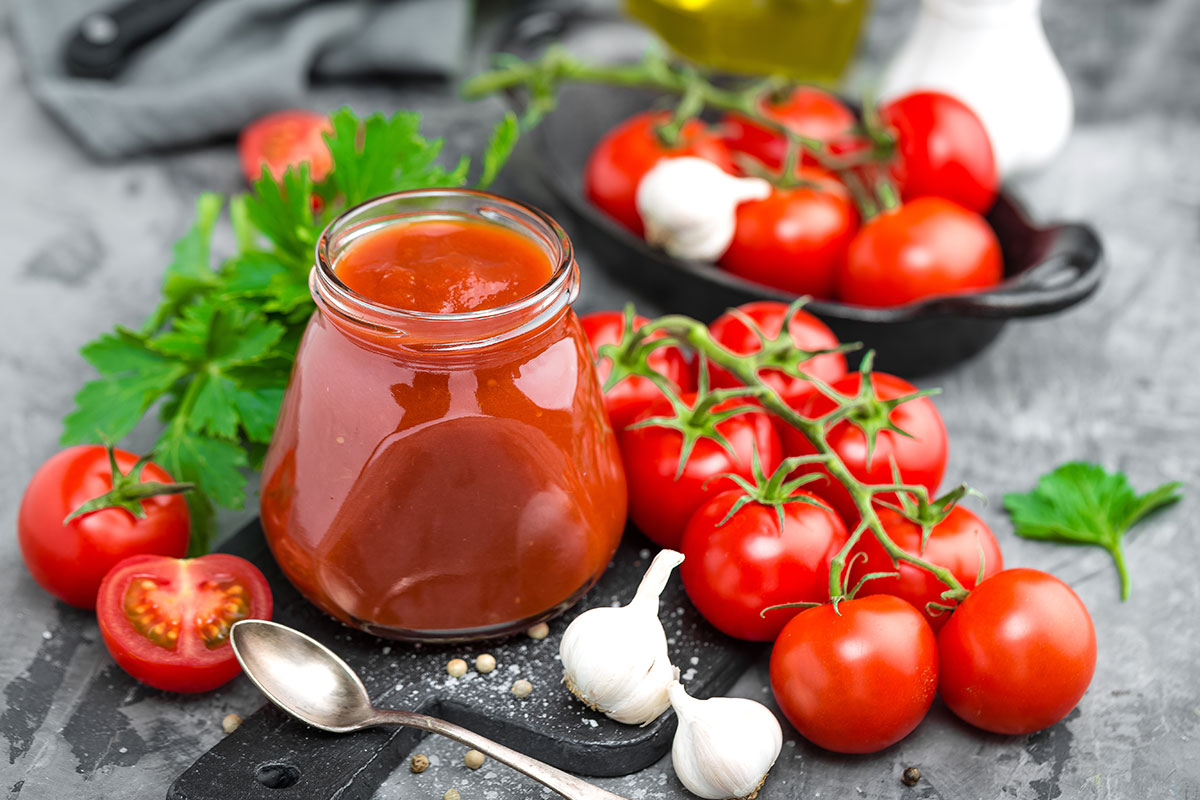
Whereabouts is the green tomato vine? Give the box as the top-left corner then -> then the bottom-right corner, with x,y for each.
600,303 -> 971,610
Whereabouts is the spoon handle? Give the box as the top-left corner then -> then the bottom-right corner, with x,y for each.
366,708 -> 631,800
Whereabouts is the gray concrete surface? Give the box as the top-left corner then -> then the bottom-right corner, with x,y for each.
2,0 -> 1199,798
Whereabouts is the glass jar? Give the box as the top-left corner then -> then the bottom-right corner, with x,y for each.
260,190 -> 628,641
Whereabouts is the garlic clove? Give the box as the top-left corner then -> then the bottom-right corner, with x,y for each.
635,157 -> 771,261
668,681 -> 783,800
560,550 -> 684,725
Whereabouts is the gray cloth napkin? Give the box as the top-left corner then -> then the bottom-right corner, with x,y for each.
9,0 -> 472,159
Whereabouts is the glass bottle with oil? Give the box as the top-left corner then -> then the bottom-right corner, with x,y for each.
625,0 -> 871,83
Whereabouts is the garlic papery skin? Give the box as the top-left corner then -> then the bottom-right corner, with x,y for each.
635,157 -> 771,261
668,681 -> 783,800
560,549 -> 684,725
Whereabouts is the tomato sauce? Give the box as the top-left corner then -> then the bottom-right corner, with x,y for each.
260,194 -> 627,640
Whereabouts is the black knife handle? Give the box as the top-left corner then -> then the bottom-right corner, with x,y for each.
63,0 -> 205,80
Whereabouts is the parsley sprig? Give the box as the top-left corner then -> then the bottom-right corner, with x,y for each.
61,107 -> 520,555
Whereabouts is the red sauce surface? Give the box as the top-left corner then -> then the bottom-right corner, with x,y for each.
334,219 -> 554,313
261,217 -> 626,638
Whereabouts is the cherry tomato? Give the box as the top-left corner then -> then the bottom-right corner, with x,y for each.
706,301 -> 847,401
781,371 -> 947,524
238,110 -> 333,184
580,310 -> 696,431
847,504 -> 1003,631
18,446 -> 190,609
584,111 -> 735,236
770,595 -> 937,753
881,91 -> 998,214
681,489 -> 848,641
97,553 -> 273,693
621,395 -> 782,549
719,171 -> 859,298
938,568 -> 1097,735
837,197 -> 1003,308
721,87 -> 857,170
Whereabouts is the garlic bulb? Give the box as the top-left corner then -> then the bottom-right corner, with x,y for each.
635,157 -> 771,261
560,549 -> 684,725
668,681 -> 783,800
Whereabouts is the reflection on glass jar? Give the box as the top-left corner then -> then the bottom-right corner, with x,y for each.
260,190 -> 628,641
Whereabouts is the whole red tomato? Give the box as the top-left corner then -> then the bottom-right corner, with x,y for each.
721,87 -> 857,170
770,595 -> 937,753
781,371 -> 948,524
848,503 -> 1003,631
681,489 -> 848,641
97,553 -> 273,693
706,301 -> 847,401
238,110 -> 333,184
621,395 -> 782,549
837,197 -> 1003,308
18,445 -> 191,609
938,568 -> 1097,735
580,310 -> 695,431
881,91 -> 998,214
584,111 -> 735,236
719,171 -> 859,298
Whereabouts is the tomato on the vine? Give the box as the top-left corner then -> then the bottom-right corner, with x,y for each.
707,301 -> 846,401
770,595 -> 937,753
18,445 -> 191,609
720,87 -> 857,170
580,310 -> 695,431
620,395 -> 782,549
97,553 -> 273,693
719,171 -> 859,298
938,568 -> 1096,735
781,371 -> 947,524
238,110 -> 333,184
848,502 -> 1003,631
681,488 -> 847,641
881,91 -> 998,214
585,111 -> 735,236
837,197 -> 1003,308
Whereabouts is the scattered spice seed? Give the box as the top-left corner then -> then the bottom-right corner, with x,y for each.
464,749 -> 486,770
221,713 -> 242,734
475,653 -> 497,674
527,622 -> 549,640
444,790 -> 461,800
512,679 -> 533,699
446,658 -> 468,678
902,767 -> 921,787
410,754 -> 430,774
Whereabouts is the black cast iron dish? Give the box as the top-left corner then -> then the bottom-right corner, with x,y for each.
498,10 -> 1106,376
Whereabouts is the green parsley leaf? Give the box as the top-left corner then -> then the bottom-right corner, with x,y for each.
1003,462 -> 1182,600
477,112 -> 519,188
143,194 -> 224,333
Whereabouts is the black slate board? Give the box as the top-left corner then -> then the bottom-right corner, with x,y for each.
168,520 -> 758,800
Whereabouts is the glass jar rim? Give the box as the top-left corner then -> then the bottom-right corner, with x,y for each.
313,189 -> 577,347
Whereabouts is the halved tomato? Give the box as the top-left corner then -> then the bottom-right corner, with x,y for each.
238,110 -> 333,183
97,554 -> 273,693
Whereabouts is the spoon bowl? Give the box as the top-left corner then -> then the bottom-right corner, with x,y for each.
229,619 -> 629,800
231,619 -> 376,733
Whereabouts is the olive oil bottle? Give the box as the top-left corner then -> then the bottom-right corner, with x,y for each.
625,0 -> 870,82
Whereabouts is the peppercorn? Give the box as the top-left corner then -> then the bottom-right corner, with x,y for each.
512,679 -> 533,699
410,754 -> 430,774
475,653 -> 497,674
527,622 -> 550,640
902,767 -> 921,787
444,790 -> 461,800
221,713 -> 242,734
446,658 -> 468,678
464,749 -> 486,770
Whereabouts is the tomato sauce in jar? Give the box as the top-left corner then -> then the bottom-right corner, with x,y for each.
260,191 -> 627,640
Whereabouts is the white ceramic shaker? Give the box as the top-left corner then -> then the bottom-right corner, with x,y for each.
880,0 -> 1074,177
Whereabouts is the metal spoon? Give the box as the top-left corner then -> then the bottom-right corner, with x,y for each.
230,619 -> 629,800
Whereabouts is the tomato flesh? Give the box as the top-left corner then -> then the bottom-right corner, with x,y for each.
98,554 -> 272,693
